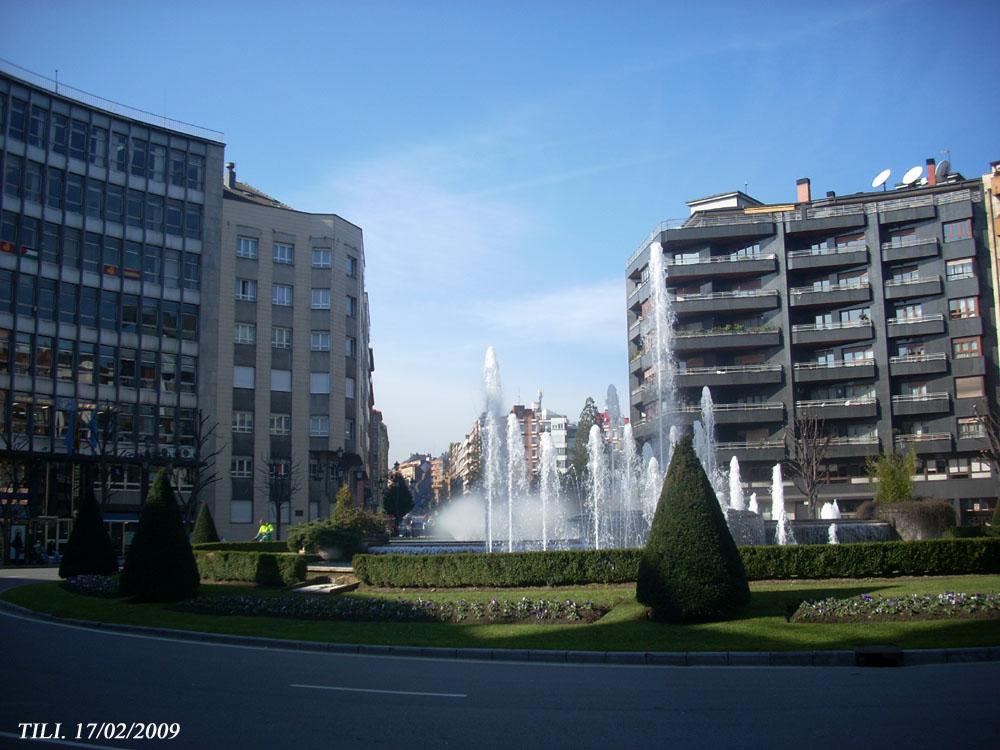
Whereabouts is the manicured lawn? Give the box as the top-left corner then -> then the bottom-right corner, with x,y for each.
4,576 -> 1000,652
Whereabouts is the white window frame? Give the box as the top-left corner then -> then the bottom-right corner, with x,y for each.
231,456 -> 253,478
235,278 -> 257,302
311,248 -> 332,268
273,242 -> 294,265
309,415 -> 330,437
269,413 -> 291,435
271,326 -> 293,350
272,284 -> 293,306
311,288 -> 331,310
232,411 -> 254,433
310,330 -> 330,351
236,237 -> 258,259
234,323 -> 256,345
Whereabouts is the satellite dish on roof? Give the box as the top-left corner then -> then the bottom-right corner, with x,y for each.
871,168 -> 891,190
902,165 -> 923,186
935,159 -> 951,181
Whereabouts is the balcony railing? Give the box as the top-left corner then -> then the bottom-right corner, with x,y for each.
680,364 -> 782,376
828,436 -> 879,446
891,393 -> 949,404
880,236 -> 938,251
669,289 -> 779,302
787,244 -> 867,259
665,253 -> 775,267
896,432 -> 952,443
793,360 -> 873,371
790,278 -> 869,295
795,397 -> 876,408
885,274 -> 941,288
791,320 -> 870,332
717,440 -> 785,451
668,402 -> 784,414
887,313 -> 945,326
888,353 -> 947,365
675,327 -> 778,339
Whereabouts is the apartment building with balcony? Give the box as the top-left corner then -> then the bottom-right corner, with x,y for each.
627,167 -> 999,521
209,164 -> 372,539
0,64 -> 224,550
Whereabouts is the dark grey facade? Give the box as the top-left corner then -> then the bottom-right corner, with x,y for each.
627,178 -> 999,522
0,65 -> 224,551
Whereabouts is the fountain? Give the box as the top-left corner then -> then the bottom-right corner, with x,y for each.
641,456 -> 662,528
620,423 -> 641,547
587,425 -> 609,549
539,432 -> 559,551
646,241 -> 678,467
748,492 -> 758,514
729,456 -> 745,512
506,413 -> 528,552
771,464 -> 796,546
482,348 -> 505,552
828,523 -> 839,545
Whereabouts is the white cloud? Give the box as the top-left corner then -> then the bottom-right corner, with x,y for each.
474,279 -> 626,349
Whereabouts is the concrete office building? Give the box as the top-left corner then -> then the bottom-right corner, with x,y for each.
211,164 -> 371,540
627,164 -> 999,523
0,64 -> 224,553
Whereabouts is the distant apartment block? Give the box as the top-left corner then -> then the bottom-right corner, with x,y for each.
208,164 -> 372,539
627,165 -> 999,523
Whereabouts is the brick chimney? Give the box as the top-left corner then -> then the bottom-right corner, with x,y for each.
225,162 -> 236,189
796,178 -> 811,203
926,158 -> 937,186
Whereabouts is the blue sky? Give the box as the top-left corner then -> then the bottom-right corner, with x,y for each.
4,0 -> 998,462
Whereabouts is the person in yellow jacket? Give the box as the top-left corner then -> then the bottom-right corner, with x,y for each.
255,519 -> 272,542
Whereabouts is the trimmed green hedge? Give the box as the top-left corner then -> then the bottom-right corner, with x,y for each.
193,542 -> 289,553
194,551 -> 307,586
353,538 -> 1000,588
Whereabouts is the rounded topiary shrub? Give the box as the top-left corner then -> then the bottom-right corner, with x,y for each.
190,502 -> 221,545
636,436 -> 750,623
120,469 -> 200,601
59,471 -> 118,578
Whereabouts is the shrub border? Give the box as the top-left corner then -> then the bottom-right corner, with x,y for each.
353,538 -> 1000,588
194,550 -> 307,586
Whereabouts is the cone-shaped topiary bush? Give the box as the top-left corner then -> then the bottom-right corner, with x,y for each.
636,436 -> 750,622
59,469 -> 118,578
120,469 -> 200,601
191,502 -> 221,545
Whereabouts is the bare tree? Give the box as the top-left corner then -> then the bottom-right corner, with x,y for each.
0,430 -> 31,565
178,409 -> 223,527
256,455 -> 302,541
784,415 -> 833,519
89,402 -> 119,509
975,405 -> 1000,474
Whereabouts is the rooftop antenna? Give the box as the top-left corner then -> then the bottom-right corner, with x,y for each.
871,168 -> 891,191
54,68 -> 58,93
935,159 -> 951,182
901,165 -> 923,187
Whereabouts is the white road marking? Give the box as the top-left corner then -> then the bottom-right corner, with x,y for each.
291,683 -> 467,698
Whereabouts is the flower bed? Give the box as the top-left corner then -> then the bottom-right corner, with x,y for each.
792,592 -> 1000,623
63,575 -> 120,598
173,594 -> 607,624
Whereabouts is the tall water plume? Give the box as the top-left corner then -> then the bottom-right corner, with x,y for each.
771,463 -> 796,546
748,492 -> 758,514
587,425 -> 609,549
647,241 -> 678,466
482,347 -> 505,551
618,423 -> 641,546
641,456 -> 662,528
506,413 -> 528,552
539,432 -> 559,551
729,456 -> 745,512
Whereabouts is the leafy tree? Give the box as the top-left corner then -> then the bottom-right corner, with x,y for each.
190,502 -> 221,545
570,397 -> 602,480
866,449 -> 916,504
784,415 -> 832,519
59,468 -> 118,578
332,484 -> 359,527
382,473 -> 413,523
120,469 -> 200,601
636,436 -> 749,623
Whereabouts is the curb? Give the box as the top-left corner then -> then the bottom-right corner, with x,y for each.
2,598 -> 998,667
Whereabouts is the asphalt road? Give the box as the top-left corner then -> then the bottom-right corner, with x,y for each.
1,569 -> 998,750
